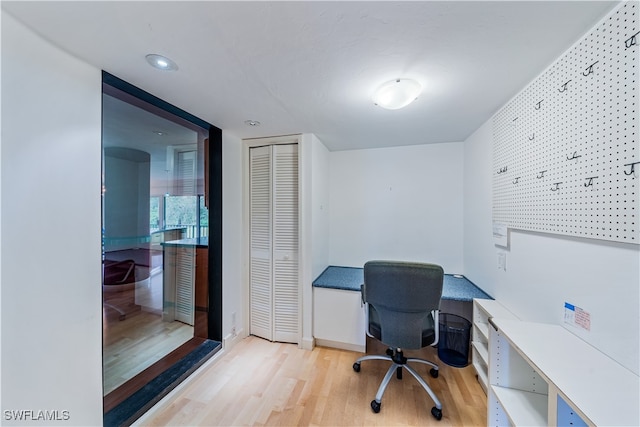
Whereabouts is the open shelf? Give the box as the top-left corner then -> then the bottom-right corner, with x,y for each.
472,358 -> 488,393
471,299 -> 518,396
491,385 -> 548,426
471,339 -> 488,363
475,321 -> 489,341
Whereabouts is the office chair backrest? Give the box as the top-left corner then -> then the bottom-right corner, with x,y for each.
363,260 -> 444,350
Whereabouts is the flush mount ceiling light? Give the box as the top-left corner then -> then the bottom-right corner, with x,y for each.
145,54 -> 178,71
373,78 -> 422,110
244,120 -> 261,126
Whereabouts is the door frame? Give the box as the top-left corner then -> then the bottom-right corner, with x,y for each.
242,135 -> 305,346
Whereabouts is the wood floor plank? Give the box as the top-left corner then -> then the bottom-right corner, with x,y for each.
139,336 -> 487,426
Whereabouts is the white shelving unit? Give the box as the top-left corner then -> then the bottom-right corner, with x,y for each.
472,299 -> 518,393
488,318 -> 639,426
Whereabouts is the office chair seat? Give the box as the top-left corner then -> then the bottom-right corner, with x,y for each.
367,305 -> 437,348
352,260 -> 444,421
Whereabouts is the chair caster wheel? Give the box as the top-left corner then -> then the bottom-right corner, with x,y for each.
371,400 -> 381,413
430,368 -> 439,378
353,362 -> 361,372
431,406 -> 442,420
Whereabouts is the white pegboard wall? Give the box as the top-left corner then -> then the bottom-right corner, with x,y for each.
493,1 -> 639,244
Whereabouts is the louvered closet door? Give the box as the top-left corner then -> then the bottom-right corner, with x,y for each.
249,144 -> 299,344
173,149 -> 196,325
175,247 -> 195,325
176,150 -> 196,195
250,146 -> 274,340
272,144 -> 299,343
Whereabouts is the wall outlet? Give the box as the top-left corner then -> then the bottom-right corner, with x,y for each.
497,251 -> 507,271
231,311 -> 237,336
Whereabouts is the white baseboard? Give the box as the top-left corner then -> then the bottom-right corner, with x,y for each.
301,336 -> 315,351
223,328 -> 245,351
314,338 -> 365,353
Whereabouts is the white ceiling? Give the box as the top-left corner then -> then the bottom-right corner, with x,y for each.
2,1 -> 620,151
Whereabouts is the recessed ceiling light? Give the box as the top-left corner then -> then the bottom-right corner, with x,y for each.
373,78 -> 422,110
153,130 -> 167,136
244,120 -> 261,126
145,54 -> 178,71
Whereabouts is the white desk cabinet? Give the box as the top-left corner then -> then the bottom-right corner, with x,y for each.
472,299 -> 518,393
313,287 -> 366,352
488,318 -> 639,426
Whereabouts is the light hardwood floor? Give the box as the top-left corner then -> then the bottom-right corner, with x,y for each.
103,309 -> 193,395
140,336 -> 487,426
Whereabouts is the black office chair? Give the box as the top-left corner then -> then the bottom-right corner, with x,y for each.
353,260 -> 444,420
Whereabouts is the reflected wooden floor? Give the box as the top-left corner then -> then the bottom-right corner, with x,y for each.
103,261 -> 193,396
103,309 -> 193,395
140,336 -> 487,426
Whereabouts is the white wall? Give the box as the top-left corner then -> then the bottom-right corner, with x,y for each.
310,135 -> 331,279
305,134 -> 331,348
1,11 -> 103,425
328,143 -> 464,273
462,121 -> 496,295
103,149 -> 151,250
222,131 -> 244,343
463,115 -> 640,376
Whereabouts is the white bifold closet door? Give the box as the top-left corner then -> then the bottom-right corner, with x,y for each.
249,144 -> 299,344
174,247 -> 195,325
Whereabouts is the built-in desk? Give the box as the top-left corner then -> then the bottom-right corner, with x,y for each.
312,266 -> 492,351
313,266 -> 491,299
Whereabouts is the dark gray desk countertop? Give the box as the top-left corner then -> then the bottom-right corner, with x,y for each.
162,237 -> 208,248
312,266 -> 492,302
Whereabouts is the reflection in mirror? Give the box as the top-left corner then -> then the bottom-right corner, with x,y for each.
101,85 -> 208,396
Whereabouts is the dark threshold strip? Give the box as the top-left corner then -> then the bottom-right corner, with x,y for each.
104,340 -> 221,427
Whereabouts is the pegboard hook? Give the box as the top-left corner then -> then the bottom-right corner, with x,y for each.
551,182 -> 562,191
528,133 -> 535,141
558,80 -> 572,93
624,31 -> 639,49
567,152 -> 582,161
624,162 -> 640,177
537,170 -> 547,179
534,100 -> 543,110
582,61 -> 599,77
584,176 -> 598,187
